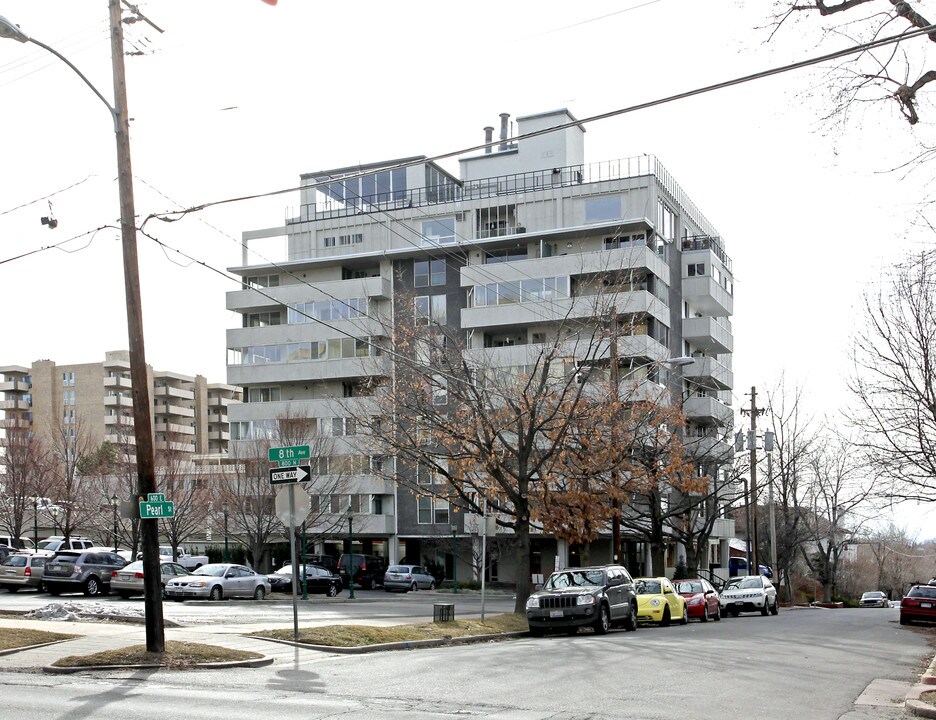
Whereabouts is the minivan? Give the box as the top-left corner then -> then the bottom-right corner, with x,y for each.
338,553 -> 387,589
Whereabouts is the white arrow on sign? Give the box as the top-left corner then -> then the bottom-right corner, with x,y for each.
269,464 -> 310,485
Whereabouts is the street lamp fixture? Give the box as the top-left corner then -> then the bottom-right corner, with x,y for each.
110,494 -> 120,553
222,502 -> 230,563
345,504 -> 355,600
451,521 -> 458,594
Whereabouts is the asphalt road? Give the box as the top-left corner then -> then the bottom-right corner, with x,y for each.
0,594 -> 931,720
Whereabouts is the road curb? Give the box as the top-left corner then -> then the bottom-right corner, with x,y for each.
252,631 -> 528,654
42,655 -> 275,674
0,638 -> 75,657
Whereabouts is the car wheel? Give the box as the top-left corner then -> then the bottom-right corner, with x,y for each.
429,580 -> 436,590
680,605 -> 689,625
117,591 -> 132,599
327,584 -> 339,598
731,609 -> 740,617
47,584 -> 62,596
36,582 -> 46,594
411,582 -> 418,592
761,601 -> 769,616
701,605 -> 709,622
83,576 -> 101,597
362,579 -> 373,590
770,598 -> 779,616
713,604 -> 721,621
900,616 -> 910,625
172,597 -> 184,602
660,606 -> 671,627
593,603 -> 611,635
529,626 -> 545,637
210,585 -> 223,601
624,602 -> 638,631
5,585 -> 18,594
253,585 -> 265,601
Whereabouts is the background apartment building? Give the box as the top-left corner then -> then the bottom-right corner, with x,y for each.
227,109 -> 736,582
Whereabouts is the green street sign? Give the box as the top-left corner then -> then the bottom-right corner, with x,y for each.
139,492 -> 175,520
268,445 -> 310,465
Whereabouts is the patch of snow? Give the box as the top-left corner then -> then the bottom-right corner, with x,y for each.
25,601 -> 146,623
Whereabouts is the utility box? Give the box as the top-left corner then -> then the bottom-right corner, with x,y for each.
433,603 -> 455,622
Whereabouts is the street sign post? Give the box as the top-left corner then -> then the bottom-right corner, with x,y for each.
139,493 -> 174,520
268,445 -> 310,465
269,464 -> 310,485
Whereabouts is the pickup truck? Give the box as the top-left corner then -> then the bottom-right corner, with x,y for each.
158,546 -> 208,570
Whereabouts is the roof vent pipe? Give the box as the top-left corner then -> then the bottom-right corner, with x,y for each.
484,126 -> 494,154
499,113 -> 510,151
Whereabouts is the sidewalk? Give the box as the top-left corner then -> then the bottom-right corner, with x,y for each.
905,654 -> 936,717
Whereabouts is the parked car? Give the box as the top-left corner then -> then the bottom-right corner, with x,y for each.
634,577 -> 689,626
266,564 -> 342,597
164,563 -> 271,601
0,535 -> 33,551
719,574 -> 778,617
338,553 -> 387,590
35,536 -> 94,554
0,552 -> 47,592
0,545 -> 15,563
42,550 -> 128,597
900,585 -> 936,625
305,554 -> 339,573
859,591 -> 889,608
674,578 -> 721,622
155,546 -> 209,570
384,565 -> 437,592
525,565 -> 638,636
111,561 -> 189,598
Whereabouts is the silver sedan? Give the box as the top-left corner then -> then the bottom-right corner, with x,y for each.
111,561 -> 188,598
164,563 -> 271,601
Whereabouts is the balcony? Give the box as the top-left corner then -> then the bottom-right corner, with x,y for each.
207,429 -> 230,441
684,396 -> 733,427
0,378 -> 31,393
682,434 -> 733,463
681,275 -> 733,317
227,355 -> 390,386
103,376 -> 132,390
310,512 -> 395,535
104,396 -> 134,408
0,397 -> 31,411
710,517 -> 735,539
104,415 -> 135,427
155,439 -> 196,453
154,422 -> 196,436
226,275 -> 390,313
683,356 -> 733,391
154,385 -> 195,401
682,316 -> 733,355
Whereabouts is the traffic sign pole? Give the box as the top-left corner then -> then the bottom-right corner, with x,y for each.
288,483 -> 299,642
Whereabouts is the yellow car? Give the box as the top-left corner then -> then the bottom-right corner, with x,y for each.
634,576 -> 689,626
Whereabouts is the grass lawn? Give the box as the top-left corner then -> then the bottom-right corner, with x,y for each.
52,640 -> 263,668
250,613 -> 529,647
0,627 -> 79,651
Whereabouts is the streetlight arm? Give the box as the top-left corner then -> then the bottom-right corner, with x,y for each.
0,17 -> 118,132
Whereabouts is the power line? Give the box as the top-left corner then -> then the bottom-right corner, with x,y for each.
142,22 -> 936,224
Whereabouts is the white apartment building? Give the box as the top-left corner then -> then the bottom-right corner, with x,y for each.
227,109 -> 736,582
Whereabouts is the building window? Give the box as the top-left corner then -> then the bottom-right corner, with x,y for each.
657,200 -> 675,242
414,259 -> 446,288
415,295 -> 446,325
431,374 -> 447,405
247,387 -> 281,403
324,236 -> 336,248
244,311 -> 281,328
244,274 -> 279,289
473,277 -> 569,307
422,218 -> 456,246
687,263 -> 705,277
417,497 -> 450,525
585,196 -> 622,223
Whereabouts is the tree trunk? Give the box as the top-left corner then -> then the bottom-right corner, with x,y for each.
513,520 -> 531,614
650,541 -> 666,577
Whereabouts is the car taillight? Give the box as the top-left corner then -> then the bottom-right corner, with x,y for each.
361,561 -> 366,570
406,574 -> 413,579
135,572 -> 144,579
24,567 -> 31,577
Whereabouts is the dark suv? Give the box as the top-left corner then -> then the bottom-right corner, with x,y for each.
338,553 -> 387,589
43,550 -> 127,597
525,565 -> 639,636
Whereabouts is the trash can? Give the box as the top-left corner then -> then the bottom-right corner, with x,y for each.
433,603 -> 455,622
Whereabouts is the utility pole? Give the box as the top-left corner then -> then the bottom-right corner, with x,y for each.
108,0 -> 164,652
748,387 -> 759,574
610,307 -> 621,565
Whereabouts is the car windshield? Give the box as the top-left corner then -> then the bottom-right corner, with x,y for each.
635,579 -> 663,595
675,581 -> 704,594
725,577 -> 763,590
862,592 -> 884,599
544,570 -> 606,589
274,566 -> 294,576
36,540 -> 59,551
193,565 -> 227,577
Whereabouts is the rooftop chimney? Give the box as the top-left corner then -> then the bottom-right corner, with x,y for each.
499,113 -> 510,151
484,126 -> 494,154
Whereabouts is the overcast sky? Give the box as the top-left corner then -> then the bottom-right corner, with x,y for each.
1,1 -> 933,537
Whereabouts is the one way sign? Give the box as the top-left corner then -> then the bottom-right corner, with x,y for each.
269,464 -> 310,485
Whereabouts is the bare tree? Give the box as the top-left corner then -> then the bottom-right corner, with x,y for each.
847,251 -> 936,504
0,423 -> 49,543
157,427 -> 210,561
46,415 -> 103,542
770,1 -> 936,127
800,434 -> 875,602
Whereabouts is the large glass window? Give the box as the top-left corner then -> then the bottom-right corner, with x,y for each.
473,277 -> 569,307
235,338 -> 379,364
422,218 -> 456,246
415,295 -> 447,325
585,196 -> 621,223
657,200 -> 676,241
417,497 -> 450,524
415,259 -> 446,287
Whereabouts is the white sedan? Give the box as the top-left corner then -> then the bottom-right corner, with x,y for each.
164,563 -> 271,601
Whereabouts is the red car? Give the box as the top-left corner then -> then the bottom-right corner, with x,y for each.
674,578 -> 721,622
900,585 -> 936,625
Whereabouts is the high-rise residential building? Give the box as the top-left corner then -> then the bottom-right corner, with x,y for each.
0,350 -> 240,463
227,109 -> 736,581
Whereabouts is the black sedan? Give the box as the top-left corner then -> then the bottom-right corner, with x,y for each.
266,564 -> 342,597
